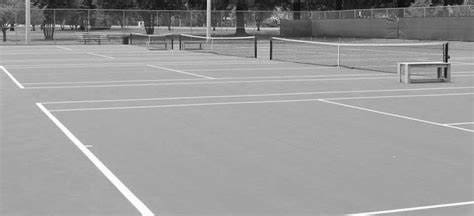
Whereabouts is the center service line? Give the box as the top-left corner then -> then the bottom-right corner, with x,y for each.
36,103 -> 154,216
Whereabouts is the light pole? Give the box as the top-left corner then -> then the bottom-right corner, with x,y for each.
25,0 -> 30,44
206,0 -> 211,39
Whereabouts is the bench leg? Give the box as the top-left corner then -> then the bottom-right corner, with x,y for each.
397,63 -> 401,83
404,64 -> 410,84
446,64 -> 451,82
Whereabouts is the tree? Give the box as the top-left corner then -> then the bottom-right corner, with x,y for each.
234,0 -> 248,35
14,1 -> 45,31
31,0 -> 81,39
135,0 -> 183,34
0,1 -> 15,42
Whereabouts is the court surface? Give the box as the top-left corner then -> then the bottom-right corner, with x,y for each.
1,43 -> 473,216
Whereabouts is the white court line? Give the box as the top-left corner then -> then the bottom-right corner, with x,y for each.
444,122 -> 474,126
321,92 -> 474,101
3,63 -> 144,69
348,201 -> 474,216
41,86 -> 474,105
36,103 -> 154,216
23,78 -> 205,85
2,59 -> 270,65
47,92 -> 474,114
56,46 -> 73,51
22,73 -> 390,86
48,98 -> 325,112
22,76 -> 396,89
86,52 -> 115,59
147,64 -> 216,80
318,99 -> 474,133
22,74 -> 474,89
0,66 -> 24,89
186,66 -> 330,71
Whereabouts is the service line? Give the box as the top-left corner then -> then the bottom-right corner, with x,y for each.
147,64 -> 216,79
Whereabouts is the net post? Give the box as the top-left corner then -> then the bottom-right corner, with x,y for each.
129,33 -> 132,45
179,34 -> 182,50
254,37 -> 257,58
443,42 -> 449,63
171,37 -> 174,50
269,38 -> 273,60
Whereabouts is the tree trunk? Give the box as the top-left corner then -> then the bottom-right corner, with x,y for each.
43,23 -> 55,40
335,0 -> 344,10
167,13 -> 172,31
2,29 -> 6,42
256,12 -> 264,31
140,12 -> 155,35
293,0 -> 301,20
235,0 -> 247,36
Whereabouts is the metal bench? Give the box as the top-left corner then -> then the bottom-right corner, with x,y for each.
78,33 -> 105,45
179,40 -> 203,50
398,62 -> 451,84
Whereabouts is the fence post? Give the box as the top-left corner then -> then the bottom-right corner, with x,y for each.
189,10 -> 193,33
53,9 -> 56,29
122,10 -> 126,31
87,9 -> 90,32
269,39 -> 273,60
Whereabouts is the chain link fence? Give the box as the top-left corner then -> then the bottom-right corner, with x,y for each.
311,5 -> 473,20
1,5 -> 471,45
2,9 -> 309,45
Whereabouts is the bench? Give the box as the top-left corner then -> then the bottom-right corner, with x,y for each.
179,40 -> 203,50
398,62 -> 451,84
78,33 -> 106,45
106,33 -> 128,43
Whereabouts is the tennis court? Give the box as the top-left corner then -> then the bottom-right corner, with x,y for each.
1,40 -> 473,216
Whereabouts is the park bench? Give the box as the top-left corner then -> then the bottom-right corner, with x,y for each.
398,62 -> 451,84
106,33 -> 128,43
179,40 -> 203,50
78,33 -> 106,45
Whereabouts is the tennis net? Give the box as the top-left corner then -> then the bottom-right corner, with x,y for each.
129,33 -> 174,50
179,34 -> 257,58
270,37 -> 449,73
